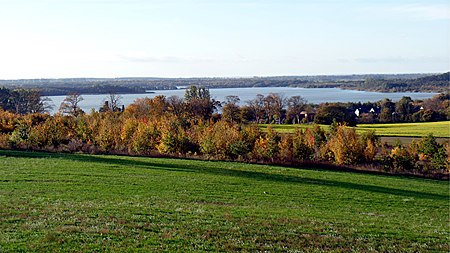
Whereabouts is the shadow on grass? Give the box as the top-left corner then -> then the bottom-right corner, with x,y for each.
1,149 -> 447,201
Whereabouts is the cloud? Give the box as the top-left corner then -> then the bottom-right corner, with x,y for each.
118,54 -> 183,63
354,56 -> 448,63
117,53 -> 217,64
389,3 -> 449,21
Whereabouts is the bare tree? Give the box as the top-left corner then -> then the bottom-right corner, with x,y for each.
58,93 -> 84,117
100,93 -> 123,112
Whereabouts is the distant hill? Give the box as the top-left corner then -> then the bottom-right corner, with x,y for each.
344,72 -> 449,93
0,73 -> 446,96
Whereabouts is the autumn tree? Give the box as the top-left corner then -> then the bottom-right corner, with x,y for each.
125,95 -> 169,119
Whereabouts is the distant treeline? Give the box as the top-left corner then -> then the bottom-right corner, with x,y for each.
0,72 -> 447,95
343,72 -> 450,93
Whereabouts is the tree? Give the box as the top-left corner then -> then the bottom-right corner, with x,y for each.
263,93 -> 285,124
247,94 -> 265,123
166,95 -> 185,117
184,85 -> 219,120
222,95 -> 241,123
9,89 -> 53,115
314,103 -> 356,126
395,96 -> 414,122
100,93 -> 123,112
58,93 -> 84,117
0,87 -> 13,111
286,96 -> 307,124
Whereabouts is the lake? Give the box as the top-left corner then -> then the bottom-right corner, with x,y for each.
47,87 -> 438,114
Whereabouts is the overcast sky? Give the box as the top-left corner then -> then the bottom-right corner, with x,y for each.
0,0 -> 448,79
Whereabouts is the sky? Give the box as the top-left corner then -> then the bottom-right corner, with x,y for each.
0,0 -> 448,79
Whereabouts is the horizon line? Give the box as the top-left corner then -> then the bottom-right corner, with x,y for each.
0,71 -> 447,81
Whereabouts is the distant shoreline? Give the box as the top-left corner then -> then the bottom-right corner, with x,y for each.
1,72 -> 447,96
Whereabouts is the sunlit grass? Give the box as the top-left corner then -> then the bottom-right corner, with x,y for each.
0,150 -> 448,252
260,121 -> 450,138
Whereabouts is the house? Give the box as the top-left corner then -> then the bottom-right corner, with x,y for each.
299,111 -> 316,122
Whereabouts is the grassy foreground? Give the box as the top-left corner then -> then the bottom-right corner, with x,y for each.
260,121 -> 450,138
0,150 -> 449,252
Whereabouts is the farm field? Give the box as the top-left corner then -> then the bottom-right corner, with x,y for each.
260,121 -> 450,138
0,150 -> 448,252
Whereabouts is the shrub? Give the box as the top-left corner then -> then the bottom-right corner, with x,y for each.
9,121 -> 32,148
157,116 -> 193,155
292,129 -> 314,161
361,130 -> 379,162
131,120 -> 160,154
327,125 -> 364,165
95,112 -> 123,151
388,146 -> 415,172
121,118 -> 138,147
278,135 -> 294,162
417,134 -> 449,171
199,120 -> 244,159
29,116 -> 73,148
0,134 -> 10,149
0,110 -> 19,134
253,126 -> 280,160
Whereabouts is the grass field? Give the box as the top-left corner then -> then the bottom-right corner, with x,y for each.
260,121 -> 450,138
0,150 -> 449,252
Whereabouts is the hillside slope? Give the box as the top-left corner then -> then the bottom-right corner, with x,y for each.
0,150 -> 448,252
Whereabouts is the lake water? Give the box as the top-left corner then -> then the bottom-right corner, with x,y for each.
47,87 -> 438,114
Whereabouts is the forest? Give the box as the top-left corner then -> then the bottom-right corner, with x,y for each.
0,86 -> 448,178
0,72 -> 447,96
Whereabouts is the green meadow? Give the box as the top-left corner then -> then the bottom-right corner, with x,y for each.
260,121 -> 450,138
0,150 -> 448,252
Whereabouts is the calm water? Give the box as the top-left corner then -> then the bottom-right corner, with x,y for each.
47,87 -> 438,114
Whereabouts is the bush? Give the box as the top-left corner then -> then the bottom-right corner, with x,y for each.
95,112 -> 122,151
253,126 -> 280,160
0,110 -> 19,134
157,117 -> 193,155
388,146 -> 415,172
29,116 -> 73,148
327,125 -> 364,165
417,134 -> 449,171
292,129 -> 314,161
130,120 -> 160,154
199,120 -> 249,159
361,130 -> 379,162
9,121 -> 32,148
278,135 -> 294,162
